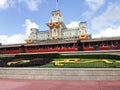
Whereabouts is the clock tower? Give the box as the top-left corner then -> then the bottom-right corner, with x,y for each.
47,10 -> 66,39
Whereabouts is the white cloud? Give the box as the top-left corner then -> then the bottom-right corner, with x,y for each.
92,26 -> 120,38
0,19 -> 39,44
0,0 -> 8,9
23,19 -> 39,38
90,2 -> 120,38
0,34 -> 25,44
0,0 -> 44,11
8,0 -> 16,7
84,0 -> 105,19
19,0 -> 42,11
85,0 -> 105,11
66,21 -> 79,28
91,3 -> 120,30
0,0 -> 17,9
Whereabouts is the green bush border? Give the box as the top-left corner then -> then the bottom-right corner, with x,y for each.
15,53 -> 60,59
1,53 -> 120,60
61,54 -> 120,60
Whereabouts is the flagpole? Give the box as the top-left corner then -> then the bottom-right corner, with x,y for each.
56,0 -> 58,10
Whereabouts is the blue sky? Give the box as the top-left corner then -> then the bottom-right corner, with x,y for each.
0,0 -> 120,44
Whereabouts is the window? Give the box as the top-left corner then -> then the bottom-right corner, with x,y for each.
84,42 -> 89,47
90,42 -> 93,47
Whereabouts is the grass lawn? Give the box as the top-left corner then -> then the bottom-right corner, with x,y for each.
32,58 -> 120,68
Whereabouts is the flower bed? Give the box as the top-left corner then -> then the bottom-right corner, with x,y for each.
51,58 -> 119,67
0,58 -> 53,67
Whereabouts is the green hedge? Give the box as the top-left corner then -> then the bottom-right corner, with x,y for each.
0,57 -> 14,60
61,54 -> 120,60
1,53 -> 120,60
15,53 -> 60,59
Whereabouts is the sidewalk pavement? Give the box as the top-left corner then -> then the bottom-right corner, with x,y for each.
0,78 -> 120,90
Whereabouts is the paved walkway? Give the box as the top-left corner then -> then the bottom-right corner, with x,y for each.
0,79 -> 120,90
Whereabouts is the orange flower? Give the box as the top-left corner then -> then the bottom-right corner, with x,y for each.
74,59 -> 78,63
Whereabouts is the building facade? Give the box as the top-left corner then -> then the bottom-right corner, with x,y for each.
27,10 -> 90,43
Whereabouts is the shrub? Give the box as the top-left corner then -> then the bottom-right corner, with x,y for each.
61,54 -> 120,60
15,53 -> 60,59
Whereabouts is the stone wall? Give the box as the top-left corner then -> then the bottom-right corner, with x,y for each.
0,68 -> 120,80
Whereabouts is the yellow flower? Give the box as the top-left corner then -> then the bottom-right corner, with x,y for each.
7,62 -> 18,66
54,61 -> 64,66
64,59 -> 70,62
116,61 -> 120,63
102,60 -> 112,64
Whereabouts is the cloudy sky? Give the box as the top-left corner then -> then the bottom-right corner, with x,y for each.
0,0 -> 120,44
